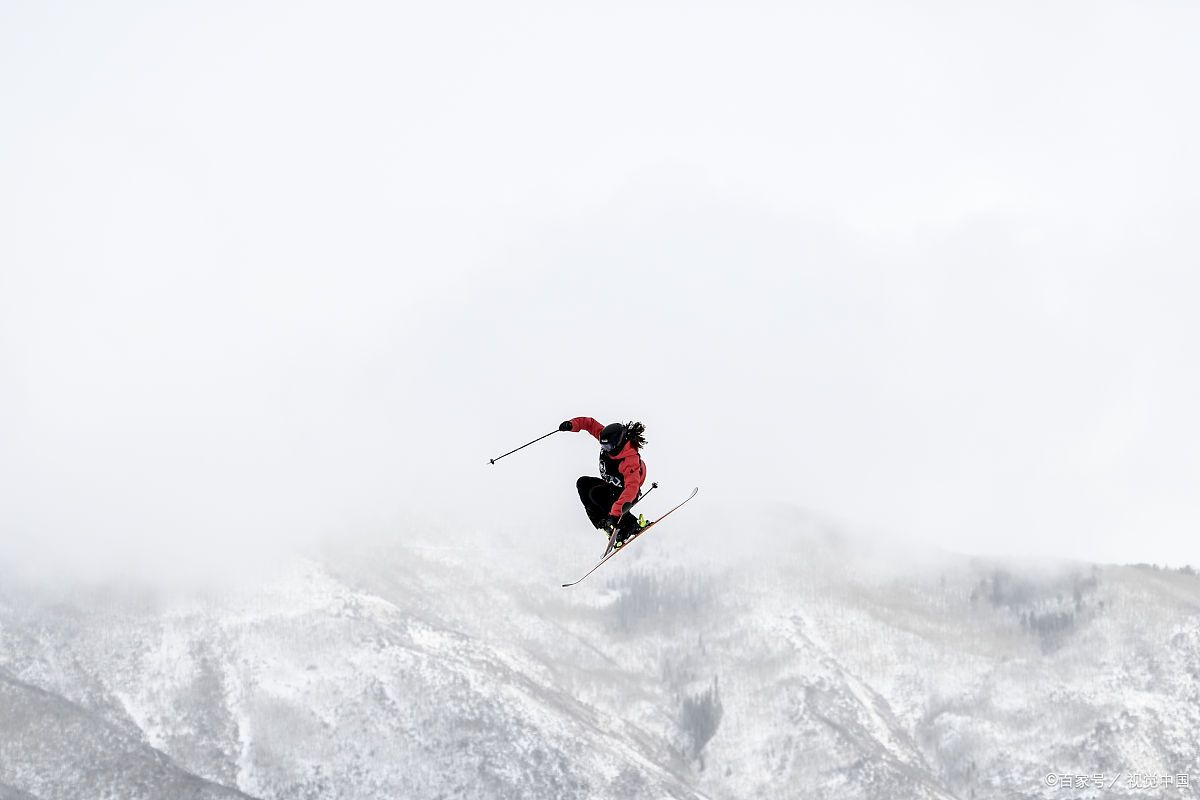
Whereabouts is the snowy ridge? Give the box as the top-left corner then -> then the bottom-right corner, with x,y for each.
1,518 -> 1198,799
0,784 -> 40,800
790,608 -> 951,794
0,669 -> 251,799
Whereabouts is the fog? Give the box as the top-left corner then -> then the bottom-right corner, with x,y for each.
2,0 -> 1198,583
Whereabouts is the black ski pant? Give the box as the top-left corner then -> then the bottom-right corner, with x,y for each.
576,476 -> 639,533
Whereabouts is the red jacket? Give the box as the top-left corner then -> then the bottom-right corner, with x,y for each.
568,416 -> 647,517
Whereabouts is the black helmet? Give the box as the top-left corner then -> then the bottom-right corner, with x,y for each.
599,422 -> 627,454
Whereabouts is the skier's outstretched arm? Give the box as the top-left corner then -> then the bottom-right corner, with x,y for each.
560,417 -> 604,439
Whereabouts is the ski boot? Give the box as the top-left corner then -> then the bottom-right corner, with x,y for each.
611,514 -> 648,549
597,518 -> 618,545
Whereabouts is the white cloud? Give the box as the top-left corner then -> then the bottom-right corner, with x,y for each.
2,0 -> 1197,581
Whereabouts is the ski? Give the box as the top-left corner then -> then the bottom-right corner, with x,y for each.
561,487 -> 699,588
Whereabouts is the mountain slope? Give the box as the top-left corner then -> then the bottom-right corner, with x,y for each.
0,783 -> 41,800
1,511 -> 1198,799
0,671 -> 253,800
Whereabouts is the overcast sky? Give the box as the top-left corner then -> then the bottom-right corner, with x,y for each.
1,0 -> 1198,582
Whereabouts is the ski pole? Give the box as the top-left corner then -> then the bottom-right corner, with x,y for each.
614,482 -> 658,525
488,429 -> 561,465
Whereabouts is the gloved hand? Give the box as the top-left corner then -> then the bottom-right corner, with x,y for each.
620,502 -> 632,516
600,516 -> 618,533
559,420 -> 573,432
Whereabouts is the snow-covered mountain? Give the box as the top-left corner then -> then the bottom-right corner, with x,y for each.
1,508 -> 1197,799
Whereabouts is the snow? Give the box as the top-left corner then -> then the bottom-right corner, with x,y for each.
2,519 -> 1199,800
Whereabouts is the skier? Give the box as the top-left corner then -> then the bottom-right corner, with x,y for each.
559,417 -> 649,548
